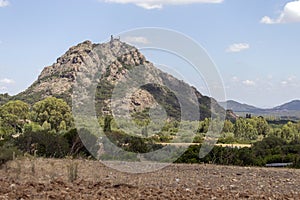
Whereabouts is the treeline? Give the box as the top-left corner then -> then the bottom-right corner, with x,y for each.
2,96 -> 300,168
176,136 -> 300,168
203,117 -> 300,144
136,116 -> 300,145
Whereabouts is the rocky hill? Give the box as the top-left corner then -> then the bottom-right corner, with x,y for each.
10,39 -> 227,121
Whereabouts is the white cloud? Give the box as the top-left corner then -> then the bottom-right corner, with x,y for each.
261,0 -> 300,24
231,76 -> 239,82
280,75 -> 298,86
0,78 -> 15,84
136,3 -> 162,9
242,80 -> 256,86
101,0 -> 223,9
260,16 -> 275,24
226,43 -> 250,53
123,36 -> 150,44
0,0 -> 9,7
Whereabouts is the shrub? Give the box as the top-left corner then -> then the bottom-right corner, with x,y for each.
0,144 -> 21,166
63,128 -> 99,158
15,130 -> 69,158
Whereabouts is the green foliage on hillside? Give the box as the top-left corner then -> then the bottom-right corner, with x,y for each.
95,80 -> 115,116
0,93 -> 11,106
141,84 -> 181,121
12,88 -> 45,105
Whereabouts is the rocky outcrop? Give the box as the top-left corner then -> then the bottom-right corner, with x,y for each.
14,41 -> 96,103
14,39 -> 226,121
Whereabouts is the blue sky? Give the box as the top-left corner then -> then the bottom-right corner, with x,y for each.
0,0 -> 300,108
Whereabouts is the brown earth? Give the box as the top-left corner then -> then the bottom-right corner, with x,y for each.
0,158 -> 300,199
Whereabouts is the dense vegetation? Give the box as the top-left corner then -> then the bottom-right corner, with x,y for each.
176,137 -> 300,168
1,97 -> 300,168
0,97 -> 98,164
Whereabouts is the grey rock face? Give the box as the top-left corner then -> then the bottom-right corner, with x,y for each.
15,39 -> 226,121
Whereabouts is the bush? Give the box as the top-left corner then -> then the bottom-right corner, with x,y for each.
15,130 -> 69,158
63,128 -> 99,158
193,135 -> 204,143
218,132 -> 236,144
0,144 -> 21,166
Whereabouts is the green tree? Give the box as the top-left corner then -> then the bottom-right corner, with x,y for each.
255,117 -> 269,137
234,118 -> 258,141
0,100 -> 29,135
234,118 -> 246,138
198,118 -> 210,133
0,100 -> 29,119
31,97 -> 73,132
222,120 -> 234,133
281,122 -> 297,141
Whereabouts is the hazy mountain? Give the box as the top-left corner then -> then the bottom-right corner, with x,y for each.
273,100 -> 300,111
220,100 -> 300,119
4,39 -> 229,121
219,100 -> 263,113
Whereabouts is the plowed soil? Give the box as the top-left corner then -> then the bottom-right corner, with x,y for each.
1,158 -> 300,199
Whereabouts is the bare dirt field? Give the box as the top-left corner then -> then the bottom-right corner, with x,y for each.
1,158 -> 300,199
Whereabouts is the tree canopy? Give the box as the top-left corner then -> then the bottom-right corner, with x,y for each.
31,97 -> 74,132
0,100 -> 29,135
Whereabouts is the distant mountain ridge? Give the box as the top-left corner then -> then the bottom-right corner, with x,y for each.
273,100 -> 300,111
219,100 -> 264,113
220,100 -> 300,118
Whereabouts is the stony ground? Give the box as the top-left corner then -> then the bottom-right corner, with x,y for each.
1,158 -> 300,199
